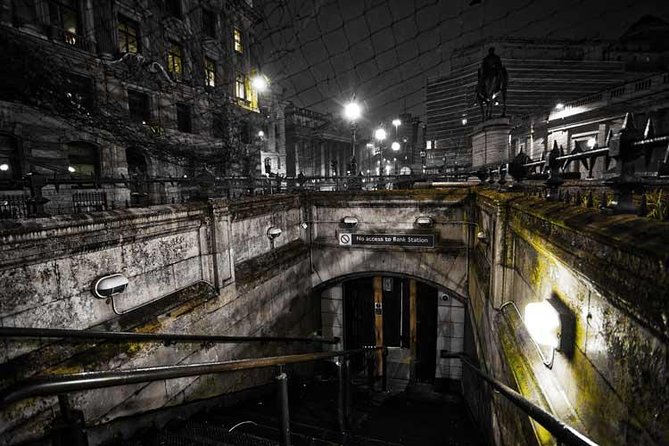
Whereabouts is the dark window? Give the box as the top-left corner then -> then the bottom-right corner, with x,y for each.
240,120 -> 250,144
176,103 -> 192,133
49,0 -> 80,43
202,9 -> 216,38
127,90 -> 150,123
212,112 -> 227,139
204,57 -> 216,87
65,74 -> 94,111
165,0 -> 181,18
0,134 -> 21,183
167,41 -> 183,78
118,15 -> 140,54
67,141 -> 99,178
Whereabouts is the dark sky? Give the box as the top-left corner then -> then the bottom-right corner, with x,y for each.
258,0 -> 669,127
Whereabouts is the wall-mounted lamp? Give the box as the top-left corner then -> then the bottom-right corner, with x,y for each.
476,230 -> 489,244
415,216 -> 434,228
299,222 -> 308,229
524,296 -> 575,360
342,216 -> 359,228
267,226 -> 282,239
92,274 -> 128,299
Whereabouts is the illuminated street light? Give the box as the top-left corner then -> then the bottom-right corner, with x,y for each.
251,74 -> 269,92
391,141 -> 400,151
258,130 -> 265,138
374,128 -> 387,141
344,101 -> 361,121
0,163 -> 8,171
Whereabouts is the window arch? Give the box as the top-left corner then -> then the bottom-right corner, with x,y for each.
66,141 -> 99,178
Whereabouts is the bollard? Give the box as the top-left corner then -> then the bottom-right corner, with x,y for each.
337,359 -> 347,435
276,366 -> 291,446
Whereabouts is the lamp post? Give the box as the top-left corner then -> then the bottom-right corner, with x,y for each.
344,100 -> 361,173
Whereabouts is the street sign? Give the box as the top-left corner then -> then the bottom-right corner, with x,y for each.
338,233 -> 435,248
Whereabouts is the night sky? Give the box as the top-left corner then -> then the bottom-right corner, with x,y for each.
258,0 -> 669,127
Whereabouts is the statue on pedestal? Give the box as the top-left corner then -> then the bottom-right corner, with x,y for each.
475,47 -> 508,121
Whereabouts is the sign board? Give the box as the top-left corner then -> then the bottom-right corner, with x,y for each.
338,233 -> 435,248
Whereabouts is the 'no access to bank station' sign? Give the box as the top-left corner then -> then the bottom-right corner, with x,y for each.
339,233 -> 435,248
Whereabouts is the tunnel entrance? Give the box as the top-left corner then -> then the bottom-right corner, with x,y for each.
340,276 -> 439,385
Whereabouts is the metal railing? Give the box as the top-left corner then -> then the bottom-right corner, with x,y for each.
0,345 -> 385,446
444,353 -> 599,446
0,326 -> 339,346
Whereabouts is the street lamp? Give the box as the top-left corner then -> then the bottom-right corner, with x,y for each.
392,118 -> 401,139
344,99 -> 361,180
252,74 -> 269,92
374,128 -> 386,141
391,141 -> 400,151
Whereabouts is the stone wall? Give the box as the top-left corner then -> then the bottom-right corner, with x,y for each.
0,195 -> 319,445
466,190 -> 669,446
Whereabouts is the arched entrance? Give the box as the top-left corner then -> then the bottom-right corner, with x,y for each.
320,274 -> 466,390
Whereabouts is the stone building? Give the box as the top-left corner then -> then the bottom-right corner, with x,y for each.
0,0 -> 280,214
284,103 -> 353,177
425,17 -> 669,170
509,71 -> 669,178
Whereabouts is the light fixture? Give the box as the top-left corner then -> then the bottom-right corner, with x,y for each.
68,166 -> 76,173
524,297 -> 575,357
555,102 -> 565,110
251,74 -> 269,92
344,101 -> 361,121
476,230 -> 488,243
461,117 -> 468,126
415,216 -> 433,227
299,222 -> 308,229
258,130 -> 265,138
342,216 -> 358,227
267,226 -> 282,239
374,128 -> 386,141
392,119 -> 401,128
0,163 -> 9,171
586,137 -> 596,149
391,141 -> 400,151
92,274 -> 129,299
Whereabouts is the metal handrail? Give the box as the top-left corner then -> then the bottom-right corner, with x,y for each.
0,326 -> 339,346
0,347 -> 383,407
444,353 -> 599,446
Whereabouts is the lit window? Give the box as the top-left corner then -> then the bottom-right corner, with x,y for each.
236,73 -> 246,100
233,28 -> 243,53
202,9 -> 216,38
0,134 -> 20,185
67,142 -> 99,178
204,57 -> 216,87
167,42 -> 183,78
118,15 -> 140,54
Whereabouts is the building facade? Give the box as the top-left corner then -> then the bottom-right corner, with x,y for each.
284,103 -> 352,178
0,0 -> 280,214
425,18 -> 669,170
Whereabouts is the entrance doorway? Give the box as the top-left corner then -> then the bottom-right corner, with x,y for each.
342,276 -> 438,384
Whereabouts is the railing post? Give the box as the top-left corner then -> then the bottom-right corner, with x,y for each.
345,358 -> 352,428
382,347 -> 388,392
276,366 -> 291,446
367,349 -> 375,391
52,394 -> 88,446
337,358 -> 347,435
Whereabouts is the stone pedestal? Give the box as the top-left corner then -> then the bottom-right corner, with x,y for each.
471,117 -> 511,168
